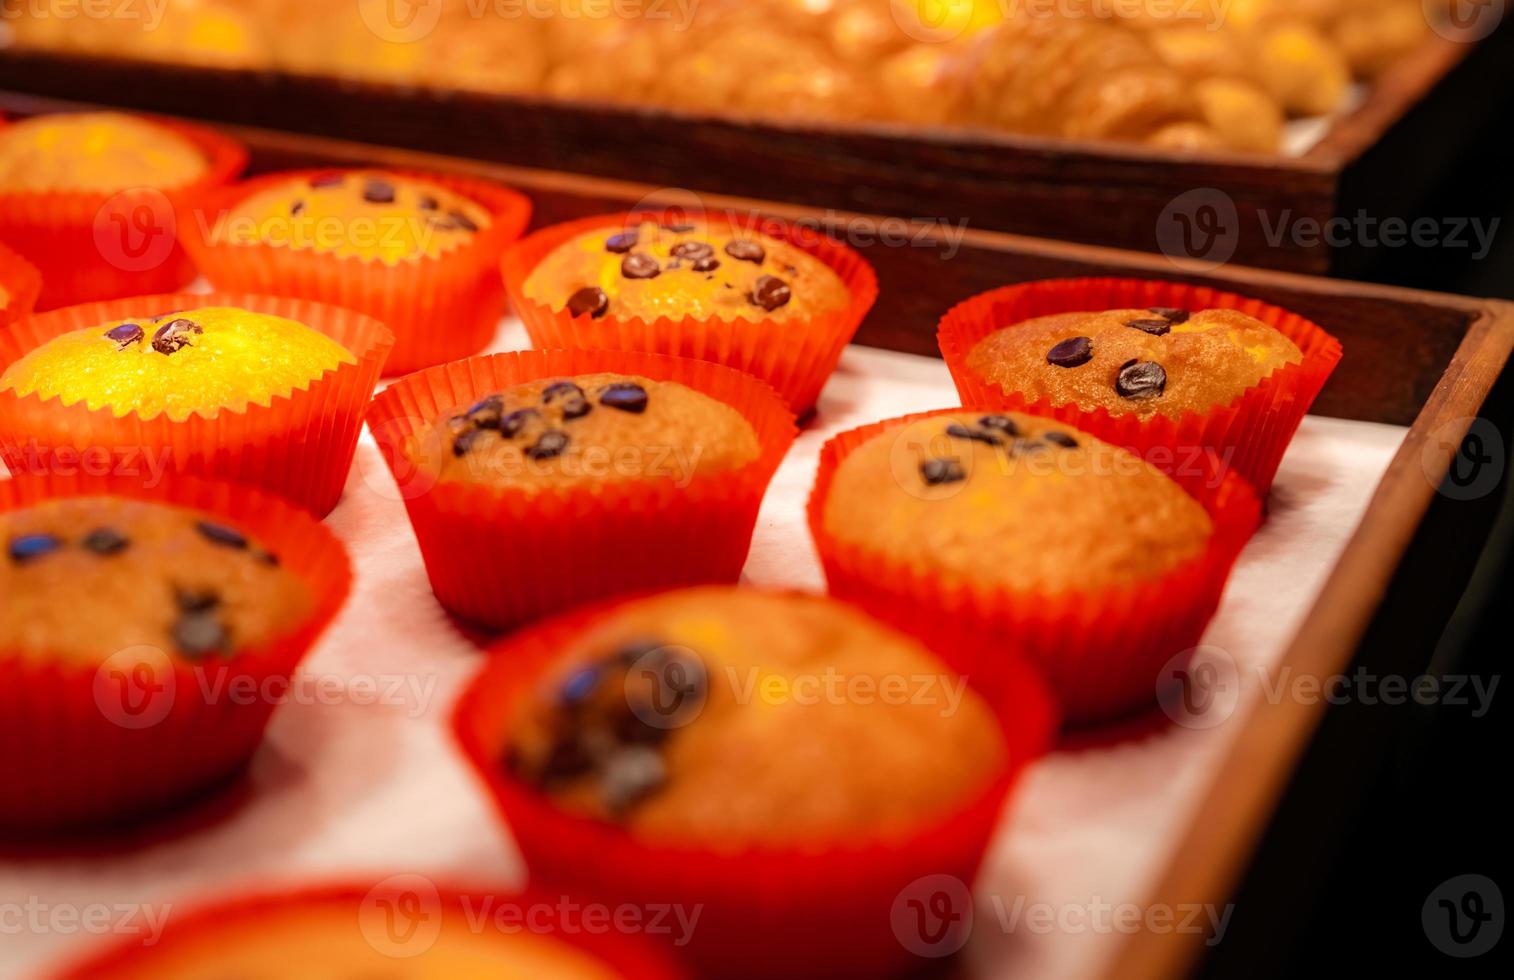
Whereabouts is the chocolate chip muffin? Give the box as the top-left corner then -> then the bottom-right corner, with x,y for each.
0,112 -> 207,194
502,587 -> 1006,844
521,219 -> 850,323
220,170 -> 492,264
819,411 -> 1214,592
1,496 -> 310,664
421,373 -> 761,491
965,306 -> 1304,419
0,305 -> 355,422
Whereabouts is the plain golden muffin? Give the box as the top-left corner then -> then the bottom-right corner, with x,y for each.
504,588 -> 1006,844
1,497 -> 310,664
523,219 -> 849,322
222,170 -> 492,264
0,306 -> 354,422
420,373 -> 760,491
822,411 -> 1214,592
73,898 -> 620,980
0,112 -> 206,194
966,307 -> 1303,419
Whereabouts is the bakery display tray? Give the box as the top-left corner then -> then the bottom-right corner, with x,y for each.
1,107 -> 1512,980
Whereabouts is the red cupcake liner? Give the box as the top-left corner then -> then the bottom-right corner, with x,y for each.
0,470 -> 351,835
366,349 -> 797,631
0,292 -> 394,517
181,168 -> 532,375
807,408 -> 1263,724
937,277 -> 1343,496
49,880 -> 690,980
0,240 -> 42,328
0,115 -> 246,311
502,209 -> 878,416
455,591 -> 1059,979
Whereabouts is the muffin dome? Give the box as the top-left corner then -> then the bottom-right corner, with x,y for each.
522,218 -> 849,323
221,170 -> 493,264
820,410 -> 1213,592
421,372 -> 761,491
0,112 -> 207,193
2,496 -> 310,664
503,587 -> 1006,843
965,306 -> 1303,419
0,305 -> 355,421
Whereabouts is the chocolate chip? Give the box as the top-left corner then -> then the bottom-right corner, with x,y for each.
539,735 -> 594,783
418,195 -> 438,211
309,173 -> 345,188
599,382 -> 648,414
151,318 -> 202,355
453,428 -> 487,457
920,458 -> 965,485
945,422 -> 999,445
448,210 -> 478,233
566,286 -> 609,319
1046,336 -> 1093,368
500,408 -> 539,438
601,746 -> 667,815
1116,360 -> 1167,400
724,240 -> 765,264
750,275 -> 791,312
693,257 -> 720,273
196,521 -> 248,550
527,430 -> 570,461
544,381 -> 591,420
363,179 -> 396,204
105,322 -> 144,349
257,550 -> 280,567
670,241 -> 714,262
605,231 -> 638,253
466,395 -> 504,428
621,252 -> 660,279
8,533 -> 60,564
1124,318 -> 1172,336
1149,307 -> 1190,324
290,200 -> 305,217
662,222 -> 696,233
979,415 -> 1019,437
174,612 -> 228,658
1043,431 -> 1079,449
560,665 -> 603,708
82,527 -> 129,556
175,588 -> 221,613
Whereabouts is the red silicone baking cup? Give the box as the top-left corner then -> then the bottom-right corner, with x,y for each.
181,168 -> 531,375
807,408 -> 1263,724
51,881 -> 689,980
367,349 -> 797,631
937,277 -> 1343,495
455,591 -> 1059,979
0,292 -> 393,517
0,115 -> 246,311
0,240 -> 42,328
0,470 -> 351,835
502,209 -> 878,416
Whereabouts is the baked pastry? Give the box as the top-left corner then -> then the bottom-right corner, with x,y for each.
0,305 -> 354,422
964,306 -> 1304,420
0,241 -> 41,329
422,373 -> 760,491
0,112 -> 207,194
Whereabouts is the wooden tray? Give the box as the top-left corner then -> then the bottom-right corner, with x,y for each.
2,102 -> 1511,980
1,19 -> 1510,278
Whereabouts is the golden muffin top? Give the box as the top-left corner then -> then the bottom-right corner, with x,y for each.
1,497 -> 309,665
0,112 -> 207,194
821,411 -> 1214,592
523,219 -> 849,323
419,373 -> 760,492
966,307 -> 1303,419
504,587 -> 1006,844
0,306 -> 355,422
220,170 -> 492,264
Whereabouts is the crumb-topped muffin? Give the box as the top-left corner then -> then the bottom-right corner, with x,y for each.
421,372 -> 760,491
0,112 -> 207,193
502,587 -> 1006,843
0,305 -> 355,421
820,410 -> 1214,592
522,218 -> 850,323
2,496 -> 309,663
965,306 -> 1304,419
220,170 -> 493,264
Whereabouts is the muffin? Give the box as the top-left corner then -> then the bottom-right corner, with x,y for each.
367,350 -> 796,630
939,278 -> 1342,494
457,587 -> 1057,978
0,471 -> 350,833
54,883 -> 687,980
0,294 -> 392,516
0,240 -> 42,329
808,409 -> 1262,722
182,168 -> 530,374
504,211 -> 877,415
0,112 -> 245,309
